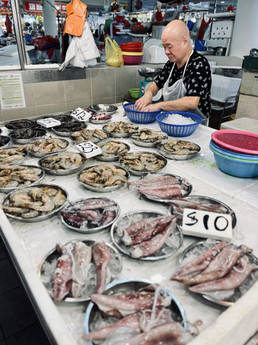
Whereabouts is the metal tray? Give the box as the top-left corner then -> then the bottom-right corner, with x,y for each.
5,119 -> 37,129
28,138 -> 69,158
137,173 -> 193,203
131,130 -> 167,148
0,165 -> 45,193
84,278 -> 187,345
2,184 -> 68,222
78,164 -> 129,193
38,152 -> 87,176
9,128 -> 38,144
102,122 -> 139,138
70,129 -> 108,143
138,67 -> 162,77
51,122 -> 86,137
169,195 -> 237,228
157,141 -> 201,160
89,116 -> 111,125
96,140 -> 130,162
119,151 -> 167,176
180,240 -> 258,307
131,138 -> 161,148
111,210 -> 183,261
60,197 -> 120,233
88,104 -> 118,115
38,239 -> 123,302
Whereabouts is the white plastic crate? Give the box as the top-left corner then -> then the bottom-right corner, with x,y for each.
142,46 -> 168,63
211,74 -> 242,102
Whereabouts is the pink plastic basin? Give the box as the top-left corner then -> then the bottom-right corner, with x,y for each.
211,129 -> 258,155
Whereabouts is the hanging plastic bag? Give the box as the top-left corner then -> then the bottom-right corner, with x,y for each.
64,0 -> 87,37
105,36 -> 124,67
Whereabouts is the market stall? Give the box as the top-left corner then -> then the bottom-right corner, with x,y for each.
0,104 -> 257,345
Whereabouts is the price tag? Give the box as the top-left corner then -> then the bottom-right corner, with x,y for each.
76,141 -> 102,159
182,208 -> 233,241
36,117 -> 61,128
71,107 -> 91,122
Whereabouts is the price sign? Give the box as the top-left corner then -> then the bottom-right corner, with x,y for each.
36,117 -> 61,128
71,107 -> 91,122
182,208 -> 233,241
76,141 -> 102,159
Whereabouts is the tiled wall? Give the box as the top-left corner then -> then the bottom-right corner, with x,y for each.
0,63 -> 159,122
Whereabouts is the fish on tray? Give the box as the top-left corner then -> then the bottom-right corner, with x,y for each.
171,241 -> 256,296
51,240 -> 112,301
128,174 -> 191,200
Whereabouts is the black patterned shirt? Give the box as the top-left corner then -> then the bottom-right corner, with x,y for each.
154,50 -> 211,117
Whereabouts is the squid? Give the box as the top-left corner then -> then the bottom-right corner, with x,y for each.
83,309 -> 173,341
173,245 -> 246,285
90,290 -> 171,318
171,241 -> 228,280
189,257 -> 254,293
118,322 -> 187,345
122,215 -> 176,246
130,217 -> 177,258
92,241 -> 111,294
52,254 -> 73,302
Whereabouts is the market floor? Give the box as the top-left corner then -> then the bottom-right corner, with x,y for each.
0,235 -> 52,345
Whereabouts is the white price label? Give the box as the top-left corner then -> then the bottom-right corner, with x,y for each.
71,107 -> 91,122
76,141 -> 102,158
182,208 -> 233,241
36,117 -> 61,128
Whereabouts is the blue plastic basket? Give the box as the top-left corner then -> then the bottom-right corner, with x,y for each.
210,140 -> 258,178
156,112 -> 202,137
123,102 -> 161,124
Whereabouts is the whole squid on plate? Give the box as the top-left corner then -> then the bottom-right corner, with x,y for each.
128,174 -> 191,200
172,245 -> 246,285
189,257 -> 254,294
90,289 -> 171,318
171,240 -> 257,305
92,241 -> 111,294
83,309 -> 173,341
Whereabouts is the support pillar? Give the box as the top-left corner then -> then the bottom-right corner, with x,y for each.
42,0 -> 57,37
230,0 -> 258,58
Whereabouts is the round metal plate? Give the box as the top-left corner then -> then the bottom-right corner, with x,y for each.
38,239 -> 122,302
180,240 -> 258,306
38,152 -> 87,176
78,164 -> 129,192
2,184 -> 68,222
111,210 -> 183,261
0,165 -> 45,193
60,197 -> 120,233
84,277 -> 187,345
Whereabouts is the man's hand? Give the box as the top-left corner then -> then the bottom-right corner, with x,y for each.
135,93 -> 152,111
141,103 -> 161,112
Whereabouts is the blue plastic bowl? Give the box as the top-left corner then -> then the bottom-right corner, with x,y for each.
123,102 -> 161,124
210,139 -> 258,178
156,112 -> 202,137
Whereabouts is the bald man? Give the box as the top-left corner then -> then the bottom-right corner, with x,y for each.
135,20 -> 211,119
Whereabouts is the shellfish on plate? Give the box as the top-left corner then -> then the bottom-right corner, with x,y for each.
1,184 -> 67,221
78,163 -> 129,192
38,151 -> 87,175
119,152 -> 167,176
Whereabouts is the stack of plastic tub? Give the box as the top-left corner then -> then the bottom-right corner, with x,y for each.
210,129 -> 258,178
